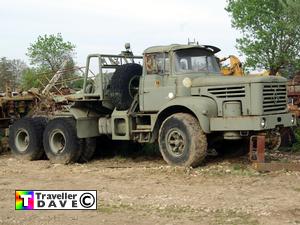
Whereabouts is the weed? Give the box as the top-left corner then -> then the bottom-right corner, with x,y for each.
293,187 -> 300,192
211,209 -> 259,225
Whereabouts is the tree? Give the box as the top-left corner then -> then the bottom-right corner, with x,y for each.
26,33 -> 76,73
0,58 -> 27,91
226,0 -> 300,75
21,68 -> 43,90
10,59 -> 28,85
0,58 -> 13,91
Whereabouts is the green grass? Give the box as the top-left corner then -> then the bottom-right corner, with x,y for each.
194,162 -> 260,177
211,209 -> 259,225
97,202 -> 135,214
293,187 -> 300,192
97,201 -> 260,224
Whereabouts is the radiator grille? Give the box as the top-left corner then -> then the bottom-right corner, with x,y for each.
263,84 -> 287,113
208,86 -> 245,98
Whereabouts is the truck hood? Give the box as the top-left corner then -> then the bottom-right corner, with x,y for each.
192,75 -> 287,87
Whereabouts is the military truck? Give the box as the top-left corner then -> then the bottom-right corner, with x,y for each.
8,43 -> 296,167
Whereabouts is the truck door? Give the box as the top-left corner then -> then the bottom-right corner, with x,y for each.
140,52 -> 176,112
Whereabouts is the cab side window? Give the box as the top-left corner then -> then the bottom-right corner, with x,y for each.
145,53 -> 169,75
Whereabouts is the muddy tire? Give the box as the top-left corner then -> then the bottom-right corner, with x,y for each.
9,117 -> 45,160
158,113 -> 207,167
43,118 -> 81,164
33,117 -> 48,128
110,63 -> 142,110
78,138 -> 97,163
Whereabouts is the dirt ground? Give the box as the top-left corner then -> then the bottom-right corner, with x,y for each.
0,150 -> 300,225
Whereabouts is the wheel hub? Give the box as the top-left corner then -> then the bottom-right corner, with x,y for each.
49,129 -> 66,154
166,129 -> 185,156
128,75 -> 140,98
15,129 -> 29,152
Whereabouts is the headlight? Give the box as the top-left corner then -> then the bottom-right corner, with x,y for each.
182,77 -> 192,88
261,118 -> 266,128
168,92 -> 175,99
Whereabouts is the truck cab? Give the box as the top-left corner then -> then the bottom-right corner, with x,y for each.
140,44 -> 221,111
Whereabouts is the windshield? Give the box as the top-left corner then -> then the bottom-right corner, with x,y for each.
174,48 -> 220,74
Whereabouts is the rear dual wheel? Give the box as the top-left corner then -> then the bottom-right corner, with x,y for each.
10,117 -> 97,164
9,117 -> 47,160
43,118 -> 96,164
43,118 -> 81,164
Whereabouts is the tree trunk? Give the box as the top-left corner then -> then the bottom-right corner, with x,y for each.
269,67 -> 280,76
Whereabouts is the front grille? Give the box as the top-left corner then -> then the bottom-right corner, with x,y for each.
263,84 -> 287,113
208,86 -> 245,98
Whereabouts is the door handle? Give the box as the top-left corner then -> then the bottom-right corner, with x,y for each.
143,91 -> 150,93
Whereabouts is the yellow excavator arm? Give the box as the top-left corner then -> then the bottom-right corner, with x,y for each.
220,55 -> 244,76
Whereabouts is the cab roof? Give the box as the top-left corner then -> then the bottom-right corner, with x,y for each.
143,44 -> 221,54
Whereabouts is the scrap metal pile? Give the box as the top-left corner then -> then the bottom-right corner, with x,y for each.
0,65 -> 84,151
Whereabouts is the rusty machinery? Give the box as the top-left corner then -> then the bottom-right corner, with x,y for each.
250,135 -> 300,172
288,72 -> 300,118
0,87 -> 38,129
0,86 -> 38,152
0,65 -> 86,152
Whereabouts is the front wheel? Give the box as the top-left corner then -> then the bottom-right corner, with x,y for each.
158,113 -> 207,167
43,118 -> 82,164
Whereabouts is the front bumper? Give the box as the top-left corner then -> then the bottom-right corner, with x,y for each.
210,113 -> 296,131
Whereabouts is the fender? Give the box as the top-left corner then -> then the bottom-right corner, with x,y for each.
156,97 -> 217,133
69,107 -> 100,138
69,107 -> 100,120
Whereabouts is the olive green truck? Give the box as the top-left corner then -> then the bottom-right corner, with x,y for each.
9,43 -> 296,167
